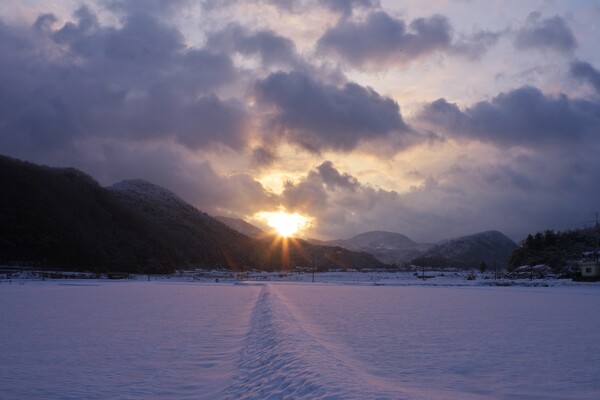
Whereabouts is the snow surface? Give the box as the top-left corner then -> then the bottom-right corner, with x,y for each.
1,279 -> 600,399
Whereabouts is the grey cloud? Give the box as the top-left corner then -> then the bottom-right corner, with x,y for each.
206,23 -> 298,68
318,0 -> 379,16
419,86 -> 600,148
181,49 -> 237,92
282,174 -> 329,213
213,172 -> 279,215
0,6 -> 244,158
570,60 -> 600,94
103,13 -> 185,63
33,13 -> 58,33
482,164 -> 537,192
279,161 -> 422,240
515,12 -> 577,54
0,5 -> 266,217
201,0 -> 237,11
54,5 -> 100,37
206,21 -> 347,84
315,161 -> 358,190
175,95 -> 249,151
80,145 -> 278,217
104,0 -> 191,17
202,0 -> 371,14
281,155 -> 600,243
101,84 -> 248,151
253,71 -> 410,152
280,161 -> 356,219
251,146 -> 278,167
317,11 -> 451,68
450,30 -> 503,60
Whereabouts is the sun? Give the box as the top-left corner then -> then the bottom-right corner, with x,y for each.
256,211 -> 313,237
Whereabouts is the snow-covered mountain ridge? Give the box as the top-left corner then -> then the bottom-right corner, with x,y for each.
110,179 -> 200,220
216,218 -> 518,268
411,230 -> 517,268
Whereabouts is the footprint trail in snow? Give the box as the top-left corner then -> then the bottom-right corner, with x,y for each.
225,283 -> 424,400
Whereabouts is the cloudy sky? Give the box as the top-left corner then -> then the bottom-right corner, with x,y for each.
1,0 -> 599,242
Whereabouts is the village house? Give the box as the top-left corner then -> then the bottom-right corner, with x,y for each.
580,261 -> 600,278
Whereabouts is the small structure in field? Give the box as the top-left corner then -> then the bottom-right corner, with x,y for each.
580,261 -> 600,278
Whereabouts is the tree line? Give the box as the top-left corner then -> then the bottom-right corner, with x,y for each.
508,228 -> 597,272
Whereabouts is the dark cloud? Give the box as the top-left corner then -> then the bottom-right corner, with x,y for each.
53,5 -> 103,51
206,23 -> 299,68
0,5 -> 244,159
570,60 -> 600,94
279,161 -> 433,240
263,87 -> 596,241
315,161 -> 358,190
2,0 -> 597,245
251,146 -> 278,167
103,13 -> 186,63
174,95 -> 249,151
201,0 -> 378,15
181,49 -> 237,91
279,154 -> 600,243
80,145 -> 278,217
33,13 -> 58,33
282,175 -> 330,213
280,161 -> 393,236
419,86 -> 600,148
104,0 -> 191,17
317,11 -> 452,68
253,71 -> 410,152
205,22 -> 346,82
318,0 -> 379,16
450,30 -> 503,60
515,12 -> 577,54
280,161 -> 358,214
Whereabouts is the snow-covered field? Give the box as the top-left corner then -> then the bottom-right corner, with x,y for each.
1,278 -> 599,399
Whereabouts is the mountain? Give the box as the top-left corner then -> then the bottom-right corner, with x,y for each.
311,231 -> 433,265
214,216 -> 387,270
110,180 -> 387,271
216,216 -> 265,238
508,228 -> 598,272
0,155 -> 179,273
0,155 -> 385,272
109,179 -> 265,270
409,230 -> 517,269
329,231 -> 418,250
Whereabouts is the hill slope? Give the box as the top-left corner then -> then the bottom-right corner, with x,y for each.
216,216 -> 265,238
313,231 -> 432,265
0,155 -> 386,272
215,216 -> 387,270
0,156 -> 177,273
508,228 -> 598,271
409,230 -> 517,269
109,179 -> 264,270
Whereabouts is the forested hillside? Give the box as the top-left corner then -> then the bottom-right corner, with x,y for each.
408,231 -> 517,269
0,155 -> 386,273
508,228 -> 598,271
0,156 -> 178,273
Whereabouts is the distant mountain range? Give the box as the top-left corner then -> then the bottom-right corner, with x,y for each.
0,155 -> 385,273
309,231 -> 433,265
409,230 -> 518,269
217,218 -> 518,269
1,154 -> 517,272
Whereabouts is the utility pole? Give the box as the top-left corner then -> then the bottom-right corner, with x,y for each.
494,261 -> 497,280
595,212 -> 599,263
